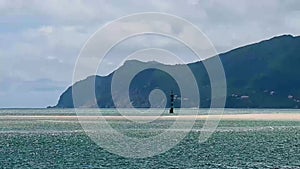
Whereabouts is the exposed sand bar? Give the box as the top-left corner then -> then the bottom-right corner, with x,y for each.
0,113 -> 300,121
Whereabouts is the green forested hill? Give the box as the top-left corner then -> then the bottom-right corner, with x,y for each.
52,35 -> 300,108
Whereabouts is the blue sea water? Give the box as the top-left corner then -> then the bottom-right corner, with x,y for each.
0,109 -> 299,169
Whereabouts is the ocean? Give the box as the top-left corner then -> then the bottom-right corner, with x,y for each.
0,109 -> 299,168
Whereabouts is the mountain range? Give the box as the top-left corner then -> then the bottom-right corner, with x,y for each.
50,35 -> 300,109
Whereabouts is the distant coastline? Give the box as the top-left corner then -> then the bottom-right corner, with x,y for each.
51,35 -> 300,109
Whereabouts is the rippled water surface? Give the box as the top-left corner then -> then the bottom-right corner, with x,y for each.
0,109 -> 300,168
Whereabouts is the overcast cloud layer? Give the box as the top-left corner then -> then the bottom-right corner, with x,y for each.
0,0 -> 300,108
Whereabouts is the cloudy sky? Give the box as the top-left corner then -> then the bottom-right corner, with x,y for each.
0,0 -> 300,108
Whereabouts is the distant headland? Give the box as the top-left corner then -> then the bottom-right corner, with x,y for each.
49,35 -> 300,109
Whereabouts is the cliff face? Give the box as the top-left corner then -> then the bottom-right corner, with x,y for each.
53,35 -> 300,108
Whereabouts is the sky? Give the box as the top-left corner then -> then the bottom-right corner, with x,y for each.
0,0 -> 300,108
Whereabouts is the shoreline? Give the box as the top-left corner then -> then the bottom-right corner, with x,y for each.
0,113 -> 300,121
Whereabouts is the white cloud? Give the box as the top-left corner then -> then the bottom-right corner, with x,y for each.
38,26 -> 54,35
1,0 -> 300,107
